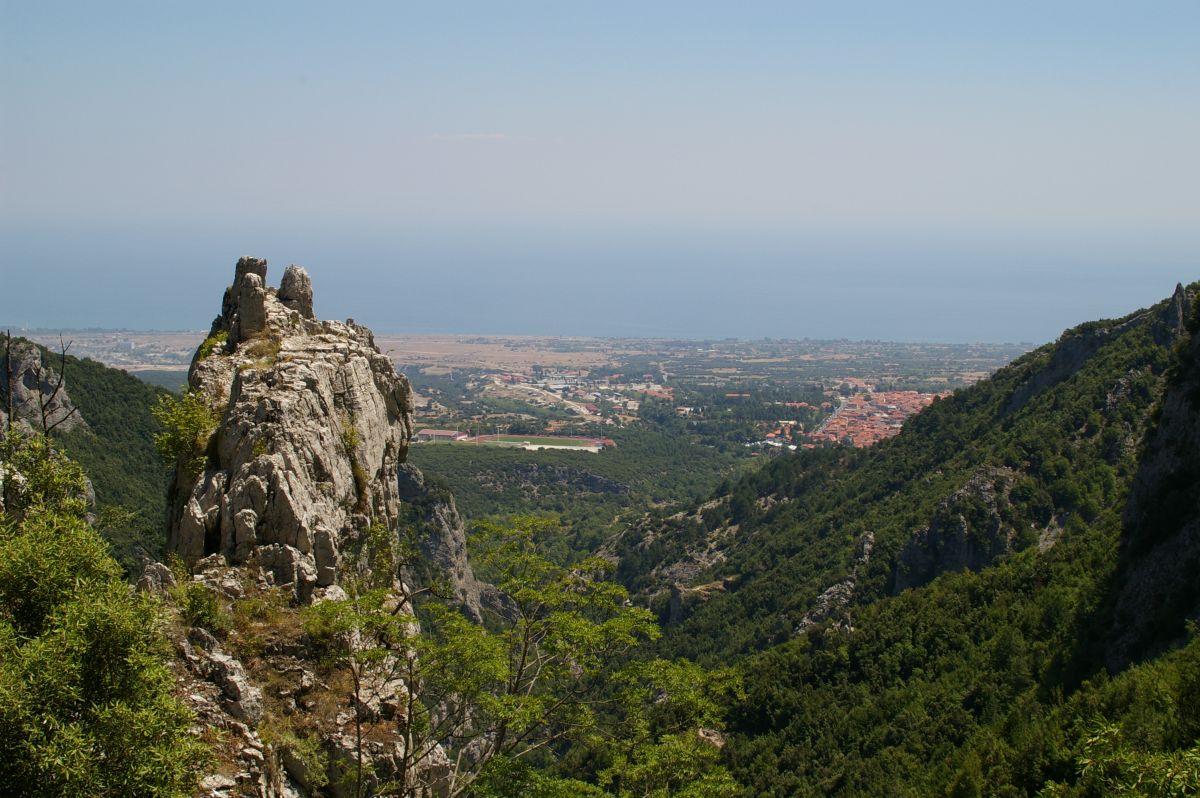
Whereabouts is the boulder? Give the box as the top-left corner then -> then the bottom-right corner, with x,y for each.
278,265 -> 315,319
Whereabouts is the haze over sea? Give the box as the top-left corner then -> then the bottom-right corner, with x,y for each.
3,2 -> 1197,343
3,224 -> 1196,344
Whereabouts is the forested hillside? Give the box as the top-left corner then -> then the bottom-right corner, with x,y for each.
2,338 -> 170,572
622,288 -> 1187,663
408,426 -> 748,562
614,285 -> 1200,795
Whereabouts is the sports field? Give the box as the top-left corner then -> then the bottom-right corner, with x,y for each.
478,434 -> 601,448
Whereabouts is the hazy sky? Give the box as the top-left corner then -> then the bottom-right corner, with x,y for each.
2,2 -> 1198,342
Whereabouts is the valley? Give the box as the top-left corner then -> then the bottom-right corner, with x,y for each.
5,270 -> 1200,796
7,5 -> 1196,796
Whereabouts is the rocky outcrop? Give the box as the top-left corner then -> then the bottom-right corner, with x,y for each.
0,339 -> 86,434
508,463 -> 628,496
147,549 -> 451,798
156,258 -> 501,797
184,626 -> 265,725
397,464 -> 506,623
278,266 -> 315,320
1165,282 -> 1193,339
892,467 -> 1019,594
797,531 -> 874,632
156,260 -> 477,797
167,258 -> 414,596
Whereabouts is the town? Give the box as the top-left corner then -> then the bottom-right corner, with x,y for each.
13,329 -> 1027,454
799,388 -> 946,448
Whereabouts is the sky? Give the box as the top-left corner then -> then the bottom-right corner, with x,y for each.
2,2 -> 1198,343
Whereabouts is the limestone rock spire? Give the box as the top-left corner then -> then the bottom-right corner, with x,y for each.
167,258 -> 414,600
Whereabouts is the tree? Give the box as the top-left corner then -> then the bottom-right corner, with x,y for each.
151,390 -> 219,479
0,430 -> 209,796
596,659 -> 744,798
305,516 -> 660,798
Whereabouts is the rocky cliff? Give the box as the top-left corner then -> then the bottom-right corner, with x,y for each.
167,257 -> 414,600
0,337 -> 86,435
150,259 -> 466,797
892,466 -> 1021,594
396,464 -> 505,623
1105,285 -> 1200,668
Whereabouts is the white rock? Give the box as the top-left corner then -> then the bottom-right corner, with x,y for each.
167,258 -> 414,604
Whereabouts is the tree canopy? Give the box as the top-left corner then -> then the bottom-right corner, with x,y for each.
0,430 -> 209,796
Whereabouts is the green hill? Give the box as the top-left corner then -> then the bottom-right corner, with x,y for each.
609,285 -> 1200,795
3,337 -> 171,573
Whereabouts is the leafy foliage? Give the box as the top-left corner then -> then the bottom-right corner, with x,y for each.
0,430 -> 208,796
152,390 -> 218,479
595,659 -> 744,798
304,517 -> 660,797
197,330 -> 228,360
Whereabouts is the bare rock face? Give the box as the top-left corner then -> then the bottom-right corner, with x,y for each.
397,464 -> 507,622
796,531 -> 874,633
278,265 -> 315,320
892,467 -> 1021,594
1167,282 -> 1192,338
167,258 -> 414,596
0,339 -> 87,434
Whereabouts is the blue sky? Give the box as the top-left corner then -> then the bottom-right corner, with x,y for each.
2,2 -> 1198,342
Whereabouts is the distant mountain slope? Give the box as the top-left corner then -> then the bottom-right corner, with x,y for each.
616,286 -> 1190,667
54,349 -> 171,521
617,284 -> 1200,796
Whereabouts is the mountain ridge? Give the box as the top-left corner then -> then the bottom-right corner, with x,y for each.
611,286 -> 1192,672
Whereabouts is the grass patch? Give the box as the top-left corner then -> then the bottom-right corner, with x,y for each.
198,330 -> 228,360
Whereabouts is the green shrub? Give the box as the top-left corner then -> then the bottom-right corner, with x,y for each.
239,336 -> 281,371
178,582 -> 230,634
0,432 -> 210,795
197,330 -> 228,360
151,391 -> 218,478
340,417 -> 369,512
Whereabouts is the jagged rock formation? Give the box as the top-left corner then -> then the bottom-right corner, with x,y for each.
151,259 -> 466,797
167,258 -> 414,599
397,464 -> 505,623
892,467 -> 1020,594
797,531 -> 873,632
0,338 -> 87,434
